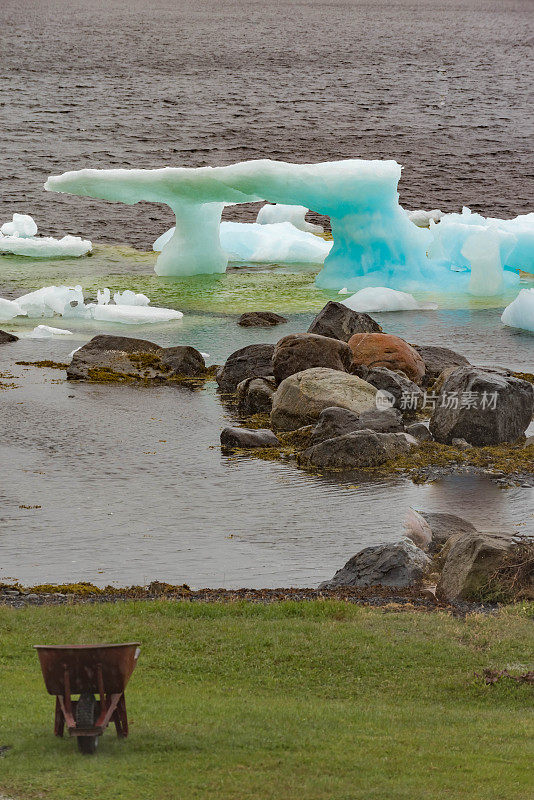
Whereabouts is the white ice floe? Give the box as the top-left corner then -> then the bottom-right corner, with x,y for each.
501,288 -> 534,333
0,297 -> 24,322
0,233 -> 92,258
341,287 -> 438,313
1,213 -> 38,237
256,203 -> 323,233
113,289 -> 150,306
5,285 -> 182,325
154,221 -> 331,265
337,287 -> 350,295
29,325 -> 74,338
406,209 -> 443,228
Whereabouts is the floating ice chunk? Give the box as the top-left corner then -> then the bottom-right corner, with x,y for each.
200,352 -> 210,359
16,285 -> 86,317
1,213 -> 38,237
461,229 -> 506,296
220,221 -> 331,264
0,297 -> 24,321
256,203 -> 323,233
501,288 -> 534,333
341,287 -> 438,312
114,290 -> 150,306
338,287 -> 349,294
406,209 -> 443,228
0,234 -> 92,258
97,287 -> 111,305
29,325 -> 74,338
154,221 -> 331,264
86,303 -> 183,324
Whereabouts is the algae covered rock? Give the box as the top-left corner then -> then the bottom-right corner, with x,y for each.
299,429 -> 416,470
67,334 -> 207,382
310,406 -> 404,445
320,540 -> 430,589
307,300 -> 382,341
429,366 -> 534,445
272,333 -> 352,384
270,367 -> 378,431
216,343 -> 275,392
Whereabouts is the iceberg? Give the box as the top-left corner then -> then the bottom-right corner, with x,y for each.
45,159 -> 436,285
341,287 -> 438,312
154,221 -> 330,264
1,213 -> 38,237
29,324 -> 74,338
0,297 -> 24,322
44,160 -> 530,294
87,303 -> 183,324
501,288 -> 534,333
256,203 -> 323,233
17,285 -> 86,317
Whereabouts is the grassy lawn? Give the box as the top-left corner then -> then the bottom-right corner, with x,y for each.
0,601 -> 532,800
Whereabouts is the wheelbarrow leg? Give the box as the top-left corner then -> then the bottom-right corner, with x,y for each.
54,697 -> 64,737
113,693 -> 128,738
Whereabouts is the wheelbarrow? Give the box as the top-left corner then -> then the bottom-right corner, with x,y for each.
34,642 -> 140,754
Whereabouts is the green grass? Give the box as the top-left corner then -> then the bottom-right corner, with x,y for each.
0,601 -> 532,800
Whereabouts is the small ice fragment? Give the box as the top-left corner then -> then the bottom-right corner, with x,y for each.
256,203 -> 323,233
338,287 -> 349,294
87,303 -> 183,324
200,352 -> 210,359
113,290 -> 150,306
29,325 -> 74,338
16,285 -> 86,317
341,287 -> 438,312
406,209 -> 443,228
0,297 -> 24,321
1,213 -> 38,238
68,346 -> 82,359
97,288 -> 111,305
501,288 -> 534,333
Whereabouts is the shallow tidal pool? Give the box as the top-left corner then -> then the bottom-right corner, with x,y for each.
0,248 -> 532,588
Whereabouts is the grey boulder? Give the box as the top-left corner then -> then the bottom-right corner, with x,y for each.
271,367 -> 378,431
272,332 -> 352,384
307,300 -> 382,341
364,367 -> 424,416
429,366 -> 534,445
238,311 -> 287,327
320,539 -> 431,589
436,531 -> 517,601
417,511 -> 478,551
236,376 -> 277,415
405,422 -> 433,441
310,406 -> 404,445
216,343 -> 275,392
298,429 -> 417,470
220,427 -> 280,448
413,345 -> 470,386
0,330 -> 18,344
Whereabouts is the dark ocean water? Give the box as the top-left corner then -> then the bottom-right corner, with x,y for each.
1,0 -> 533,249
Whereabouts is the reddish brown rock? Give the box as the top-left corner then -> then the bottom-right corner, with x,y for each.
347,333 -> 425,384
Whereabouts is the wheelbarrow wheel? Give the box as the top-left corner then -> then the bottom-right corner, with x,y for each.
76,693 -> 98,754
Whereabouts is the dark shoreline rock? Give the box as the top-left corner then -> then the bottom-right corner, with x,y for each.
413,345 -> 470,386
310,406 -> 404,445
236,376 -> 277,414
298,429 -> 417,470
238,311 -> 287,327
320,540 -> 431,589
307,301 -> 382,341
220,427 -> 280,448
0,330 -> 18,344
272,333 -> 352,384
348,332 -> 426,384
216,343 -> 275,392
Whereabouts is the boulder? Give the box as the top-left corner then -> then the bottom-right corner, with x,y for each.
307,301 -> 382,341
216,344 -> 275,392
365,367 -> 424,416
436,531 -> 516,601
238,311 -> 287,327
236,376 -> 277,415
413,345 -> 470,386
67,335 -> 207,381
417,511 -> 478,550
348,332 -> 426,384
429,367 -> 534,445
270,367 -> 378,431
405,422 -> 433,441
310,406 -> 404,445
299,429 -> 416,470
220,427 -> 280,448
272,333 -> 352,384
0,330 -> 18,344
319,540 -> 431,589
